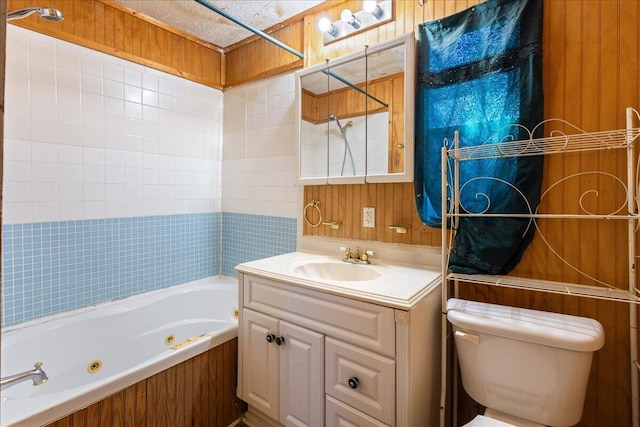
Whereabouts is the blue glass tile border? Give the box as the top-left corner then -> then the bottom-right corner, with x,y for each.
1,212 -> 297,328
2,213 -> 221,327
222,212 -> 297,278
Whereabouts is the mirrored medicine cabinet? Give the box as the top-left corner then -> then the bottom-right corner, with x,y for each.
296,32 -> 415,185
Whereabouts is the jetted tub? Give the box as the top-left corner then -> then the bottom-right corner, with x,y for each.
0,276 -> 238,427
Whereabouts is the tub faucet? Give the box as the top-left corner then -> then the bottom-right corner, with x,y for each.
1,362 -> 49,391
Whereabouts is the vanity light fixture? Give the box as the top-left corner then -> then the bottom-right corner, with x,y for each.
320,0 -> 393,45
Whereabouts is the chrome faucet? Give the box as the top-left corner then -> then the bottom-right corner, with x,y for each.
342,246 -> 373,264
1,362 -> 49,391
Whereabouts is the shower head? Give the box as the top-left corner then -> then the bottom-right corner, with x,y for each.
7,7 -> 64,22
326,115 -> 353,133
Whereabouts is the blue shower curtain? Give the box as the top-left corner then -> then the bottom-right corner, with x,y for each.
414,0 -> 543,274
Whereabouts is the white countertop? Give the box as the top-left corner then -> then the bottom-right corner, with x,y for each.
235,251 -> 442,310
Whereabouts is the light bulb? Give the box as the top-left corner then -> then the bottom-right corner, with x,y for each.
363,0 -> 384,19
340,8 -> 361,28
318,17 -> 339,37
318,17 -> 331,32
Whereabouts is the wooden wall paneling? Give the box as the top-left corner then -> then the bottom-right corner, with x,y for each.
211,338 -> 225,421
394,182 -> 411,245
219,338 -> 232,422
6,0 -> 223,89
174,359 -> 188,426
303,182 -> 441,246
598,0 -> 626,295
344,182 -> 355,239
337,184 -> 347,238
224,20 -> 304,88
378,183 -> 390,242
389,183 -> 402,243
319,186 -> 327,237
208,342 -> 223,422
578,5 -> 602,308
93,1 -> 105,46
98,392 -> 113,426
111,389 -> 127,427
225,47 -> 245,86
561,0 -> 584,289
83,402 -> 100,427
330,184 -> 341,238
147,358 -> 180,426
346,185 -> 358,240
301,90 -> 318,122
122,13 -> 136,59
189,353 -> 206,423
110,6 -> 124,52
619,13 -> 640,392
70,409 -> 87,427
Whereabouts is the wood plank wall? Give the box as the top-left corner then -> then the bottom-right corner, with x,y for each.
44,339 -> 245,427
224,20 -> 304,88
6,0 -> 224,89
298,1 -> 640,426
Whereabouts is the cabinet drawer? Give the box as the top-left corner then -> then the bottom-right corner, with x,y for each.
243,275 -> 395,356
325,337 -> 395,425
326,395 -> 390,427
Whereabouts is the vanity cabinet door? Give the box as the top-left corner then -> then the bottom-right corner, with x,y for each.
242,309 -> 279,420
242,309 -> 325,427
279,321 -> 325,427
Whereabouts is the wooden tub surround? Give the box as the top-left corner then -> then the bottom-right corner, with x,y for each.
44,339 -> 246,427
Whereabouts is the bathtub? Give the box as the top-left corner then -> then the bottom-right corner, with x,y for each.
0,276 -> 238,427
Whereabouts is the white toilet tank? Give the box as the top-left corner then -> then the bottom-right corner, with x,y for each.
446,298 -> 605,427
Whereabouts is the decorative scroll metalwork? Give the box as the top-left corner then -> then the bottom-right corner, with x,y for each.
442,107 -> 640,303
447,118 -> 640,160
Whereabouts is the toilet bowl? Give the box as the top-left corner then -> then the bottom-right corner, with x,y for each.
446,298 -> 605,427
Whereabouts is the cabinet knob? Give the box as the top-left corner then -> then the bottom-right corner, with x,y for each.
266,333 -> 275,343
348,377 -> 359,389
275,336 -> 285,346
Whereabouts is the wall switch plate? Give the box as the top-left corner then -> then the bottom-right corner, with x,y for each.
363,207 -> 375,228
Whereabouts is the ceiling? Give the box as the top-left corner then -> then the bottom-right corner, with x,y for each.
113,0 -> 326,49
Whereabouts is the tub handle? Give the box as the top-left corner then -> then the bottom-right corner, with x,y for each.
266,333 -> 276,343
275,336 -> 285,346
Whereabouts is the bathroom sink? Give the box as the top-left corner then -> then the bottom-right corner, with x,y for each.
237,251 -> 442,309
290,260 -> 382,282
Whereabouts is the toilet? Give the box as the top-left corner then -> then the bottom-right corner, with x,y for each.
446,298 -> 605,427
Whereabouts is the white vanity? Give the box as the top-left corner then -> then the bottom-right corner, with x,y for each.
235,250 -> 441,427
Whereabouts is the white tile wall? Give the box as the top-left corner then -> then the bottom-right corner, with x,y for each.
222,73 -> 298,218
3,26 -> 223,224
